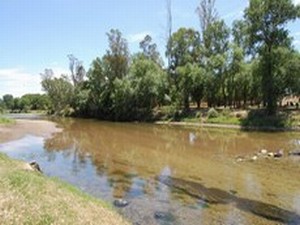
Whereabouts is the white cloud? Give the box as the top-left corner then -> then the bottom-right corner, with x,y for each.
0,68 -> 42,98
293,0 -> 300,5
127,31 -> 153,43
0,67 -> 70,98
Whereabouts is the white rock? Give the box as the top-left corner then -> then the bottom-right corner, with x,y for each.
260,149 -> 268,154
251,155 -> 258,161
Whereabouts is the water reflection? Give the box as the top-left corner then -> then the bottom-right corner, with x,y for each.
1,118 -> 300,224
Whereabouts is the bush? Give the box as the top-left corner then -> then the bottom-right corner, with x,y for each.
221,108 -> 231,117
207,108 -> 219,119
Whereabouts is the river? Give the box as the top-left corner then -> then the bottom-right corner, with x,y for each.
1,118 -> 300,225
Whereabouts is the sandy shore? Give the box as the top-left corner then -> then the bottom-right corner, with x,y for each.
0,119 -> 62,144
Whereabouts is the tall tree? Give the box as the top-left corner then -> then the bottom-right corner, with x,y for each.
139,35 -> 162,65
245,0 -> 300,114
67,54 -> 86,86
41,69 -> 74,115
203,20 -> 230,107
2,94 -> 14,110
196,0 -> 218,39
167,28 -> 201,110
103,29 -> 129,80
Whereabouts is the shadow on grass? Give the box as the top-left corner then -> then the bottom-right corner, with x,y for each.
240,109 -> 293,131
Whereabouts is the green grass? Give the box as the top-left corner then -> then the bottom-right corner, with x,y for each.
0,153 -> 129,225
0,117 -> 14,124
206,116 -> 241,125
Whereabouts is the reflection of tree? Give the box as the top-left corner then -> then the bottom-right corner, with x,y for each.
41,119 -> 300,208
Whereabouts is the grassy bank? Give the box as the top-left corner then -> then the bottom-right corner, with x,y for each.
0,117 -> 15,125
0,153 -> 129,225
157,106 -> 300,130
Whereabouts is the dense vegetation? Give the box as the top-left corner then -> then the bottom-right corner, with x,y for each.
3,0 -> 300,122
0,93 -> 50,113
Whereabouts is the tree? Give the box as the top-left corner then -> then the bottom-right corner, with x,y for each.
103,29 -> 129,80
41,69 -> 74,115
166,28 -> 201,110
167,28 -> 201,73
129,55 -> 168,112
196,0 -> 218,39
2,94 -> 14,110
245,0 -> 300,114
203,20 -> 230,107
67,54 -> 86,86
139,35 -> 162,65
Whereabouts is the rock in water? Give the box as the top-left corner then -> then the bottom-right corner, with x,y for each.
274,150 -> 284,158
260,149 -> 268,154
113,199 -> 129,208
251,155 -> 258,161
154,211 -> 175,223
29,161 -> 42,173
288,150 -> 300,156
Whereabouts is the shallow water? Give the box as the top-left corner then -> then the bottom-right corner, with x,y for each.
1,118 -> 300,225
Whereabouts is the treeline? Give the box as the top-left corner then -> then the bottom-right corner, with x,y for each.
0,94 -> 50,113
41,0 -> 300,121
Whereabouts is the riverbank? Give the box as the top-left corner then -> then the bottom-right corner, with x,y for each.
156,107 -> 300,132
0,119 -> 62,143
0,119 -> 130,225
155,121 -> 300,132
0,153 -> 130,225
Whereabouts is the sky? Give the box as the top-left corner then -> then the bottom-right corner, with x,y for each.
0,0 -> 300,97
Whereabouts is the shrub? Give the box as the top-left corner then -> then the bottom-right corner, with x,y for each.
221,108 -> 231,117
207,108 -> 219,119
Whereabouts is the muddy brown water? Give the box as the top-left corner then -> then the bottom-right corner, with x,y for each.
1,118 -> 300,225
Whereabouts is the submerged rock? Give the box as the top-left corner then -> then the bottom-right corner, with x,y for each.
113,199 -> 129,208
274,150 -> 284,158
154,211 -> 176,222
288,150 -> 300,156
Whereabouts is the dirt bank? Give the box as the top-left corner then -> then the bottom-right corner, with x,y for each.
0,119 -> 62,144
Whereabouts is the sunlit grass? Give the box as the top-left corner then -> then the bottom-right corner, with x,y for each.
206,116 -> 241,125
0,153 -> 129,225
0,117 -> 14,125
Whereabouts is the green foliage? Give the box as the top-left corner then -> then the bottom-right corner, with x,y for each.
241,109 -> 292,128
245,0 -> 300,114
41,70 -> 74,116
207,116 -> 241,125
2,94 -> 14,110
207,108 -> 219,119
103,29 -> 129,80
0,117 -> 14,124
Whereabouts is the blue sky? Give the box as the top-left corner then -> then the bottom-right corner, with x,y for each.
0,0 -> 299,97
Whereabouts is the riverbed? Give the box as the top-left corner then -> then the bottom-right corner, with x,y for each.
1,118 -> 300,225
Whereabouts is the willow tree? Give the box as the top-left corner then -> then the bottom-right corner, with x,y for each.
245,0 -> 300,115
